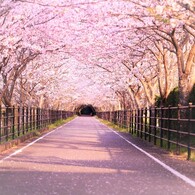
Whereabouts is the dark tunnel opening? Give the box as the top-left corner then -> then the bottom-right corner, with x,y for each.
77,105 -> 96,116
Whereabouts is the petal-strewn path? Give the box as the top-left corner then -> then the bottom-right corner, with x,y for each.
0,117 -> 195,195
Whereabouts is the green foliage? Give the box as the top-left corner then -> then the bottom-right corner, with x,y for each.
98,118 -> 129,133
155,95 -> 162,107
155,85 -> 195,107
190,152 -> 195,162
162,18 -> 170,23
189,84 -> 195,104
166,87 -> 179,106
48,116 -> 76,130
34,131 -> 41,137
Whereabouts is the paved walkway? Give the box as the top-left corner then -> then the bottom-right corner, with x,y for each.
0,116 -> 195,195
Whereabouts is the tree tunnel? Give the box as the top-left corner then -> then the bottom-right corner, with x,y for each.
75,104 -> 96,116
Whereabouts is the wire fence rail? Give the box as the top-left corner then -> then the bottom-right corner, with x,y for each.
97,103 -> 195,160
0,106 -> 74,144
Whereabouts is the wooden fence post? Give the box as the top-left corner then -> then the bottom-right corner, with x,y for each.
140,108 -> 143,139
0,106 -> 1,143
187,103 -> 192,160
154,107 -> 157,145
176,104 -> 181,155
5,107 -> 9,141
149,107 -> 151,142
144,108 -> 147,140
167,105 -> 171,150
12,106 -> 15,140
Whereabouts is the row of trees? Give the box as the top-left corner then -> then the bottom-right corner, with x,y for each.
0,0 -> 82,109
0,0 -> 194,111
98,0 -> 195,110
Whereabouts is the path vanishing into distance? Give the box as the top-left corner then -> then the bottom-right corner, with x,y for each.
0,117 -> 195,195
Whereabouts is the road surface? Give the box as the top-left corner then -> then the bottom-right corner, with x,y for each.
0,116 -> 195,195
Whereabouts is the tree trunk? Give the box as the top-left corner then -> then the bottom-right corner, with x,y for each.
178,73 -> 192,106
170,30 -> 195,106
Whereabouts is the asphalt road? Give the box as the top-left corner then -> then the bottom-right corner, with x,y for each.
0,116 -> 195,195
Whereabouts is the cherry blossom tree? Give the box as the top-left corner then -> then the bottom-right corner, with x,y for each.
0,0 -> 194,110
0,45 -> 40,106
146,0 -> 195,105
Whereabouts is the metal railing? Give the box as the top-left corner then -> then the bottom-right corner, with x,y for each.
97,103 -> 195,160
0,106 -> 74,144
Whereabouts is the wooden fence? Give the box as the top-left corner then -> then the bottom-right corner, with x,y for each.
0,106 -> 74,143
97,103 -> 195,160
